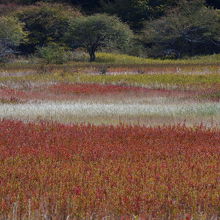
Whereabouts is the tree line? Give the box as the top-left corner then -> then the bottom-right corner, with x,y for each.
0,0 -> 220,62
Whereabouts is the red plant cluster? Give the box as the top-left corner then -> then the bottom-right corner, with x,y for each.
48,83 -> 149,95
0,120 -> 219,218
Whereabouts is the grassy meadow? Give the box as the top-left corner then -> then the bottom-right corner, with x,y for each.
0,53 -> 220,219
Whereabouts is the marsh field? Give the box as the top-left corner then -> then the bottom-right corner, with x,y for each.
0,53 -> 220,219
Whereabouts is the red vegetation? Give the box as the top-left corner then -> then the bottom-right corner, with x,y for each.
49,83 -> 149,94
0,83 -> 196,102
0,120 -> 219,218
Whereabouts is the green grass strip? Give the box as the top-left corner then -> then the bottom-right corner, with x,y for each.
0,73 -> 219,89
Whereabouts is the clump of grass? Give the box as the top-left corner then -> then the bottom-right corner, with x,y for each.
98,65 -> 109,75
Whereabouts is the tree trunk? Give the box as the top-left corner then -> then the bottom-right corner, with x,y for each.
89,50 -> 96,62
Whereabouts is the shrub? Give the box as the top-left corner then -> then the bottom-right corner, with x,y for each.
36,43 -> 72,64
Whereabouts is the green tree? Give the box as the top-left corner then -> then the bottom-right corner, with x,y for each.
142,0 -> 220,58
0,16 -> 26,61
14,2 -> 81,54
65,14 -> 133,61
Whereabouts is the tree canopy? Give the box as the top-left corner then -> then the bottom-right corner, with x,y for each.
14,2 -> 81,54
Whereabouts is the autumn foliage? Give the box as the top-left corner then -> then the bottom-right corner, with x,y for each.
0,120 -> 219,219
